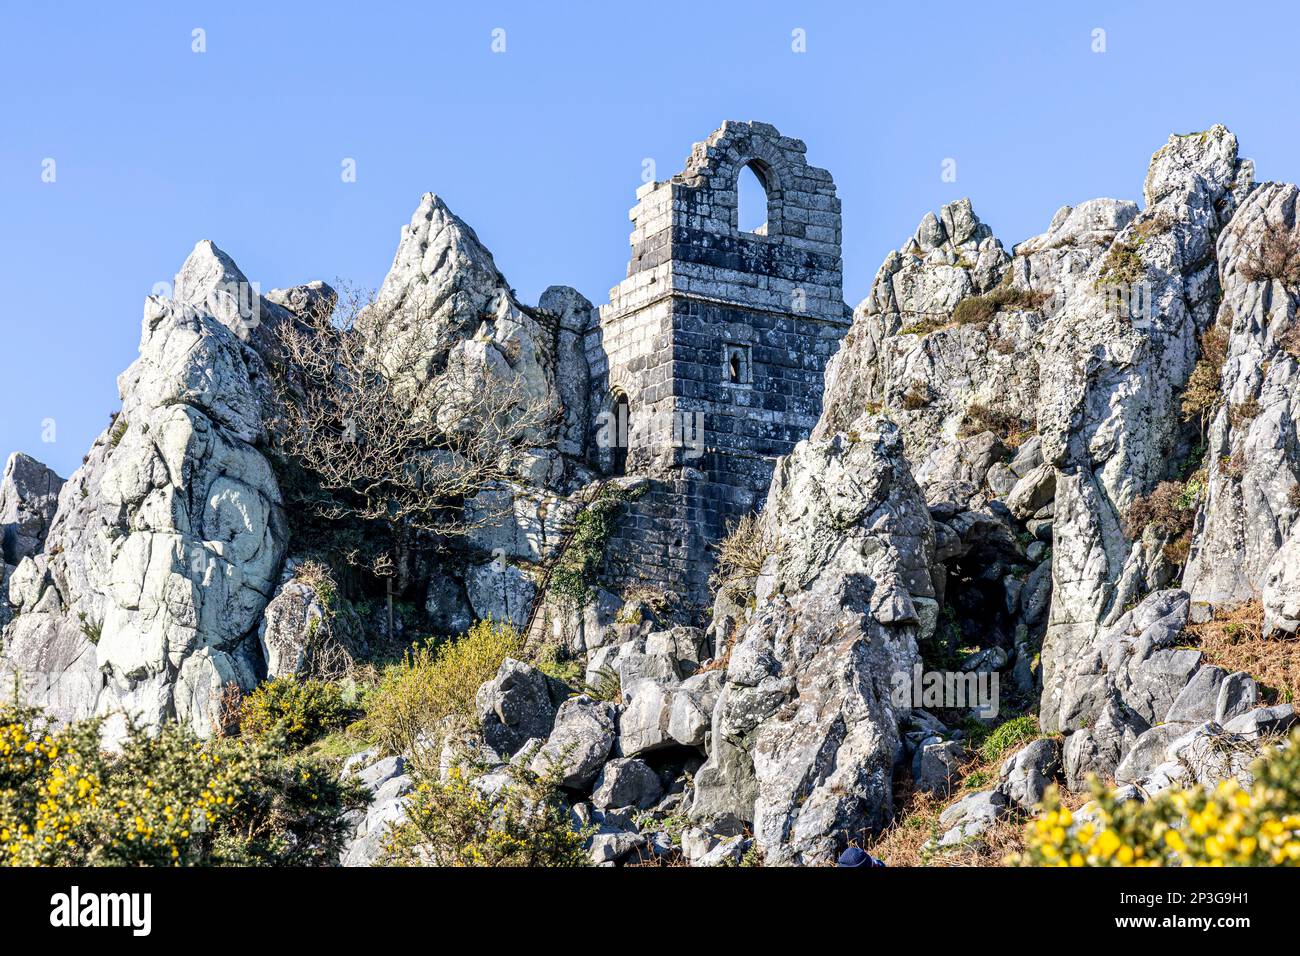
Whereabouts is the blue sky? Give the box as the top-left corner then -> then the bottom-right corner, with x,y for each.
3,0 -> 1298,478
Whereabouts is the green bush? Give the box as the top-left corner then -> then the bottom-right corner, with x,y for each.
550,485 -> 639,608
360,619 -> 523,759
239,677 -> 350,749
979,715 -> 1040,763
382,760 -> 589,867
0,705 -> 365,866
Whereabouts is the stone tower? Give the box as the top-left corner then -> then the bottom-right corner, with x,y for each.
587,120 -> 848,608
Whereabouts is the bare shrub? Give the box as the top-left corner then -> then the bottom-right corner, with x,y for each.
901,380 -> 931,410
211,680 -> 244,738
272,285 -> 554,540
709,513 -> 775,593
1278,323 -> 1300,360
270,284 -> 556,630
1229,398 -> 1262,429
958,402 -> 1034,448
1181,324 -> 1229,423
1122,477 -> 1204,564
1240,220 -> 1300,286
1230,449 -> 1250,479
1188,601 -> 1300,703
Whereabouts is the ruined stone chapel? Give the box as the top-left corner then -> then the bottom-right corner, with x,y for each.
585,120 -> 849,607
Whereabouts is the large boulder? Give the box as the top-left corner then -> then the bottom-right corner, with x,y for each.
692,418 -> 941,865
475,657 -> 569,757
1040,128 -> 1252,731
0,452 -> 64,565
0,242 -> 292,737
254,567 -> 351,681
618,678 -> 676,757
590,758 -> 663,811
667,670 -> 723,748
912,737 -> 964,796
998,737 -> 1061,808
530,695 -> 617,790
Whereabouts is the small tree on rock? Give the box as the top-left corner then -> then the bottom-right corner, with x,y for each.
269,284 -> 555,636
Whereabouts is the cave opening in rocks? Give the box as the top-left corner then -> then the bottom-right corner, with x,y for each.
640,745 -> 706,795
924,513 -> 1050,721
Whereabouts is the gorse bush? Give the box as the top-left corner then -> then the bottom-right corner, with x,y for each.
239,677 -> 351,750
382,760 -> 589,867
360,619 -> 523,759
1017,731 -> 1300,866
0,705 -> 365,866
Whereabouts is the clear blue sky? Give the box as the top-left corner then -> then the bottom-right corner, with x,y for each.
3,0 -> 1298,478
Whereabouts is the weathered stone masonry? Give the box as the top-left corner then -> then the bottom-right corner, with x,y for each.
585,121 -> 850,607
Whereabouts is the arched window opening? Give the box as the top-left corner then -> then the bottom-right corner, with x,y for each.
610,391 -> 630,476
723,344 -> 752,386
737,162 -> 769,235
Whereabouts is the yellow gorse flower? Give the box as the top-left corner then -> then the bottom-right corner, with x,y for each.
1014,729 -> 1300,867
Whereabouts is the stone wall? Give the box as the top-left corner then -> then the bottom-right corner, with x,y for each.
587,121 -> 849,608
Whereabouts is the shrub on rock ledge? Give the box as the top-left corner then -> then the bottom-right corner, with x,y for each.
1122,477 -> 1204,565
360,619 -> 523,759
381,761 -> 588,867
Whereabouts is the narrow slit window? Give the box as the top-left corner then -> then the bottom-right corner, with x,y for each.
724,344 -> 752,385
